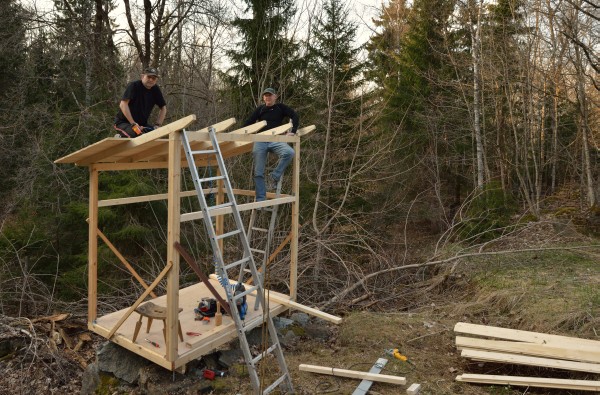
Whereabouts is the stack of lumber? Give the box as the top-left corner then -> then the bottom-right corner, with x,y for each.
454,322 -> 600,392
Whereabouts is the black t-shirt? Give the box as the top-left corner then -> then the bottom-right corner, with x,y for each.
243,103 -> 299,134
114,80 -> 166,126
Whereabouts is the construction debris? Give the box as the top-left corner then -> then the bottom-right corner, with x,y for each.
406,383 -> 422,394
454,322 -> 600,392
352,357 -> 388,395
456,374 -> 600,391
299,363 -> 406,385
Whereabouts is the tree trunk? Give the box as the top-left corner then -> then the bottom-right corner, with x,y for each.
471,0 -> 484,189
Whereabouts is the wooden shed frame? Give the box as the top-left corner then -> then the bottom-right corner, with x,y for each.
55,115 -> 337,371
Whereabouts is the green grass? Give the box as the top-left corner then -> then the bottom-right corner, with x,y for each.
462,248 -> 600,334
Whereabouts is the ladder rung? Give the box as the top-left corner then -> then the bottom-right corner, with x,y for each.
233,285 -> 259,301
223,257 -> 251,271
251,343 -> 278,365
198,175 -> 226,183
191,149 -> 217,155
251,227 -> 269,232
207,202 -> 233,211
215,229 -> 241,240
250,248 -> 266,255
263,374 -> 290,395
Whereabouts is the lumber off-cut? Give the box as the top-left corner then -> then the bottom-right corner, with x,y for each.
455,336 -> 600,364
454,322 -> 600,351
461,348 -> 600,374
299,364 -> 406,385
457,374 -> 600,391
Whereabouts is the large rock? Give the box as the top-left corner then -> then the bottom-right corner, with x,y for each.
80,362 -> 100,395
96,342 -> 150,383
290,312 -> 310,327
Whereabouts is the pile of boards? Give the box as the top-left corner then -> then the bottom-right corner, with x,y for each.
454,322 -> 600,392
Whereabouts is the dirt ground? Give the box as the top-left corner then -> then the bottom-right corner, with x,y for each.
1,220 -> 599,394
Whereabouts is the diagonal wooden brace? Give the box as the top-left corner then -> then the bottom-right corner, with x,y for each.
93,222 -> 158,298
174,242 -> 232,316
107,261 -> 172,339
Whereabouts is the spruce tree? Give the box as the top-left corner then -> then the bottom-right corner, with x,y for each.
225,0 -> 300,116
303,0 -> 366,277
307,0 -> 364,215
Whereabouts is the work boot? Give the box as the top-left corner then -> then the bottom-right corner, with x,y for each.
267,175 -> 279,192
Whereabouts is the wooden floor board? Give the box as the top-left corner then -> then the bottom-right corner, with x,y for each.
92,278 -> 289,369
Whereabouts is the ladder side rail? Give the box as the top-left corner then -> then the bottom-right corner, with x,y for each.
182,131 -> 226,275
253,180 -> 282,310
207,127 -> 293,393
183,128 -> 293,394
209,129 -> 292,392
241,209 -> 259,283
207,128 -> 263,286
183,130 -> 263,389
266,318 -> 293,390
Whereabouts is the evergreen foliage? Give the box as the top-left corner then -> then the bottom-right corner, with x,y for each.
304,0 -> 365,224
0,0 -> 597,315
224,0 -> 302,118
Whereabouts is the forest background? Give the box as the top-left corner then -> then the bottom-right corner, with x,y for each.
0,0 -> 598,319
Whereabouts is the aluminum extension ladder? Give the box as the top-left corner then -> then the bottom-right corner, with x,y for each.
245,178 -> 283,310
181,127 -> 293,394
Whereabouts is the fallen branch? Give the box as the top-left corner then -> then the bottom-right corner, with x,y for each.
321,244 -> 600,309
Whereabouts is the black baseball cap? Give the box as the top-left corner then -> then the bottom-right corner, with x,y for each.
143,67 -> 160,77
262,87 -> 277,95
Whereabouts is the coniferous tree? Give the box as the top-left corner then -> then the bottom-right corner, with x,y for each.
0,0 -> 29,220
366,0 -> 459,226
302,0 -> 367,283
306,0 -> 363,224
225,0 -> 301,117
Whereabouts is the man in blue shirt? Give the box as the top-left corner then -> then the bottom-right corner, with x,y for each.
243,88 -> 299,201
114,67 -> 167,138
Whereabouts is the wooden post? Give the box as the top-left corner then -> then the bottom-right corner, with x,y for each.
290,138 -> 300,300
166,129 -> 181,362
88,166 -> 99,326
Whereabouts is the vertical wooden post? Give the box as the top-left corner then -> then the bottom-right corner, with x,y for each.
88,166 -> 99,326
166,129 -> 181,362
290,138 -> 300,300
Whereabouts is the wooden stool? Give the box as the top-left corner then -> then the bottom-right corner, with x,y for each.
132,301 -> 183,343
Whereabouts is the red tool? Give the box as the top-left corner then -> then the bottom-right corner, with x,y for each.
144,338 -> 160,348
203,369 -> 226,380
186,332 -> 201,336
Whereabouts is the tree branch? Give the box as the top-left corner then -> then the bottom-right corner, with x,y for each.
321,244 -> 600,309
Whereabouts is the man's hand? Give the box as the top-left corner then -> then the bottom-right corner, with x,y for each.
286,131 -> 296,136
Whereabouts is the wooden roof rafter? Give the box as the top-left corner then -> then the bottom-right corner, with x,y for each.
54,115 -> 197,166
54,115 -> 316,171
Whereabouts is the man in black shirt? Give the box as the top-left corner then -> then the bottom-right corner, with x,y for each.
114,67 -> 167,138
243,88 -> 299,201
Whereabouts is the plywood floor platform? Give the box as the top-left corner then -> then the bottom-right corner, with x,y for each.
90,278 -> 289,370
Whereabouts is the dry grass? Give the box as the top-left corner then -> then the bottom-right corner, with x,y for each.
274,244 -> 600,395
